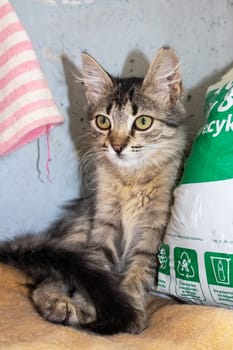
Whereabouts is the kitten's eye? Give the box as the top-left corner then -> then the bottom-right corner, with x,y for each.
96,115 -> 111,130
134,115 -> 153,131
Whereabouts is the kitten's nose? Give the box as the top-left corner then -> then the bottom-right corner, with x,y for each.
112,144 -> 125,155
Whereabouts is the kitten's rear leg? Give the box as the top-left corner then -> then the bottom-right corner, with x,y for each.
31,278 -> 96,326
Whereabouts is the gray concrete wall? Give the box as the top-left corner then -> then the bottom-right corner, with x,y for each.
1,0 -> 233,238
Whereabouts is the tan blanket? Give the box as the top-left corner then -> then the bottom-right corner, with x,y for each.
0,263 -> 233,350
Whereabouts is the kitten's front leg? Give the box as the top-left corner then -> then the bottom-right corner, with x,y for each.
121,215 -> 168,333
121,251 -> 157,333
90,200 -> 122,269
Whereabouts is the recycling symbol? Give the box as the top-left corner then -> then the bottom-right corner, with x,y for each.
158,246 -> 168,270
177,251 -> 195,279
158,243 -> 170,275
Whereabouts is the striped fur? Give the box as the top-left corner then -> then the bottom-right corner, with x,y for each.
0,47 -> 187,334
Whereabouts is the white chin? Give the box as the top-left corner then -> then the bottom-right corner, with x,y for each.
108,153 -> 143,169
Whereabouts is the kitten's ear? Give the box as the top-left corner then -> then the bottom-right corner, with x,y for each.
142,47 -> 182,106
81,53 -> 113,105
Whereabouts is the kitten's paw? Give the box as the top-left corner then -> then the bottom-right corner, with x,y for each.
32,290 -> 95,326
127,311 -> 148,334
32,292 -> 79,326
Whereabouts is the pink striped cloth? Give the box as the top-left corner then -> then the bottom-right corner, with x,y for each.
0,0 -> 64,157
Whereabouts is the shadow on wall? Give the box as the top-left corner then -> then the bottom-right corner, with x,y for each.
61,55 -> 93,198
61,50 -> 233,192
121,49 -> 149,78
183,61 -> 233,143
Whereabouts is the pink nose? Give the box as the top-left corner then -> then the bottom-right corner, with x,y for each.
112,144 -> 125,154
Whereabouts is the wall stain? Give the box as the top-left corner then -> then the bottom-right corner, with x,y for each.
41,0 -> 95,5
42,47 -> 60,62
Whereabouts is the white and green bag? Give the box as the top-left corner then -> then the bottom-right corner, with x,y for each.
157,68 -> 233,307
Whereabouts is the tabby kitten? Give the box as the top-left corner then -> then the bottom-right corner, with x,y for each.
0,47 -> 187,335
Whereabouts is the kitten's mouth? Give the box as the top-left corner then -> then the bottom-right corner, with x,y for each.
108,151 -> 127,164
116,153 -> 124,159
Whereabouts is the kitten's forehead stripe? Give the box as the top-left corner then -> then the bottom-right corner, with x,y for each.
132,103 -> 138,116
110,77 -> 143,110
106,102 -> 113,115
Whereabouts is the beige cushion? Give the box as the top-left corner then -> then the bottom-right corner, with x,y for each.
1,263 -> 233,350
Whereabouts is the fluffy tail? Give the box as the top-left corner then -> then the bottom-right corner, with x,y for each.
0,239 -> 137,335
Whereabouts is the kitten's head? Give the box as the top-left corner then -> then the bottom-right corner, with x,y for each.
81,47 -> 186,172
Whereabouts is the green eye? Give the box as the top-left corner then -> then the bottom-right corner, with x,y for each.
96,115 -> 111,130
134,115 -> 153,131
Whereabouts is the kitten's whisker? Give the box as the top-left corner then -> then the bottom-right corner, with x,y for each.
82,71 -> 107,91
79,153 -> 95,173
77,132 -> 92,140
79,148 -> 105,178
155,62 -> 180,82
72,70 -> 85,84
166,78 -> 181,86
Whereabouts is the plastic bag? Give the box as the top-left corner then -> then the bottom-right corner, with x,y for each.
157,68 -> 233,307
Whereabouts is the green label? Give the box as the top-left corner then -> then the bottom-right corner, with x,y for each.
174,247 -> 200,282
158,243 -> 170,275
204,252 -> 233,287
181,80 -> 233,184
